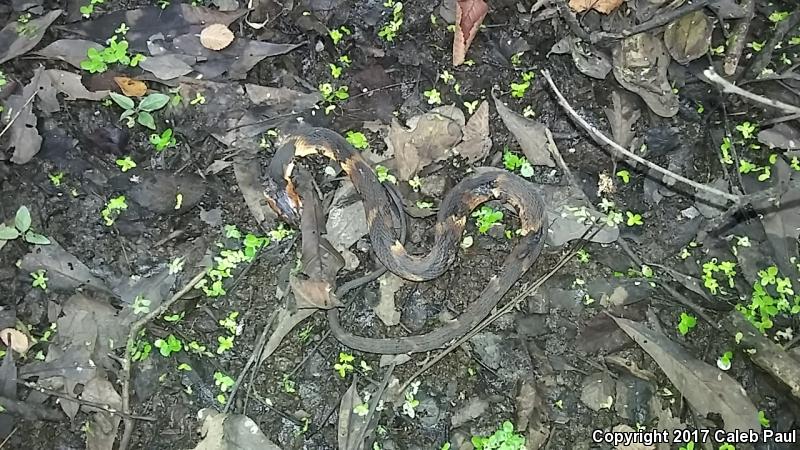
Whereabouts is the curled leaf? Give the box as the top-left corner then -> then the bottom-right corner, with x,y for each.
453,0 -> 488,66
113,77 -> 148,97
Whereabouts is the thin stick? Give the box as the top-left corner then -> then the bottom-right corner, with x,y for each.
18,381 -> 155,422
0,426 -> 17,449
703,67 -> 800,115
540,69 -> 741,205
0,92 -> 37,140
119,270 -> 207,450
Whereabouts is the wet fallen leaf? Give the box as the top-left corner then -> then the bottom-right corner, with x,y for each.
114,77 -> 148,97
0,10 -> 63,65
663,10 -> 712,64
541,182 -> 619,246
493,93 -> 554,167
139,55 -> 195,80
193,409 -> 282,450
81,377 -> 121,450
604,91 -> 640,150
453,0 -> 488,66
0,328 -> 30,354
613,33 -> 678,118
338,378 -> 369,450
450,397 -> 488,427
453,100 -> 491,163
200,23 -> 235,50
376,273 -> 403,326
758,123 -> 800,149
0,349 -> 17,436
2,70 -> 44,164
259,306 -> 316,364
35,39 -> 104,69
757,159 -> 800,281
245,84 -> 321,111
387,106 -> 464,180
42,69 -> 110,104
611,315 -> 762,431
569,0 -> 623,14
110,170 -> 206,215
515,379 -> 550,449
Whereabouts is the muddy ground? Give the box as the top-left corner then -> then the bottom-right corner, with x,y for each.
1,0 -> 800,449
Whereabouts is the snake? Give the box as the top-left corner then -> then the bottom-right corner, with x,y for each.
264,126 -> 546,354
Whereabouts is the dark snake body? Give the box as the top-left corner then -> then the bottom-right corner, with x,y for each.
265,127 -> 546,354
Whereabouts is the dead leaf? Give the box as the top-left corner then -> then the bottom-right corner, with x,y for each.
611,315 -> 762,431
604,91 -> 640,150
81,377 -> 121,450
376,273 -> 403,326
0,329 -> 30,354
193,409 -> 282,450
42,69 -> 110,103
453,0 -> 488,66
758,123 -> 800,150
35,39 -> 104,69
245,84 -> 321,111
139,55 -> 195,80
663,10 -> 712,64
757,159 -> 800,281
515,379 -> 550,449
2,70 -> 43,164
493,94 -> 554,167
114,77 -> 148,97
258,306 -> 316,364
451,397 -> 488,427
338,378 -> 368,450
0,349 -> 17,437
387,106 -> 464,180
0,10 -> 63,65
569,0 -> 623,14
613,33 -> 679,118
453,100 -> 491,163
200,23 -> 235,50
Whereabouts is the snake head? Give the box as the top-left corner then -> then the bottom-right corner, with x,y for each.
263,177 -> 302,226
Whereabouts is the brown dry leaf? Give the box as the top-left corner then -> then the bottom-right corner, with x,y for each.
453,0 -> 488,66
200,23 -> 234,50
113,76 -> 148,97
0,328 -> 30,354
569,0 -> 624,14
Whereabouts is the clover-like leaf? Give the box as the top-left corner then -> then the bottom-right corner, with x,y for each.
15,206 -> 31,232
138,93 -> 170,112
0,224 -> 20,240
109,92 -> 135,110
24,231 -> 51,245
137,111 -> 156,130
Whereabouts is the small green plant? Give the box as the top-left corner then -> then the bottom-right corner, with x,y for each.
464,100 -> 479,115
80,36 -> 145,73
472,206 -> 503,234
679,443 -> 695,450
132,295 -> 151,314
131,335 -> 152,362
718,443 -> 735,450
334,352 -> 355,378
163,312 -> 184,322
502,147 -> 533,177
298,324 -> 314,344
402,381 -> 420,418
758,410 -> 770,427
378,1 -> 404,42
471,421 -> 526,450
190,92 -> 206,105
109,92 -> 170,130
439,70 -> 455,84
735,121 -> 757,139
154,334 -> 182,357
80,0 -> 105,17
115,156 -> 136,172
346,131 -> 368,149
768,11 -> 789,23
408,176 -> 422,192
510,71 -> 535,98
329,63 -> 343,79
149,128 -> 177,151
576,249 -> 590,263
30,270 -> 48,290
423,88 -> 442,105
717,350 -> 733,370
48,172 -> 64,186
329,26 -> 352,45
15,14 -> 37,36
701,259 -> 737,295
219,311 -> 239,335
375,165 -> 397,184
0,71 -> 7,87
720,136 -> 733,165
319,83 -> 349,114
216,335 -> 234,354
616,170 -> 630,183
101,195 -> 128,226
214,371 -> 235,393
0,206 -> 50,244
625,211 -> 643,226
736,265 -> 799,332
677,312 -> 697,335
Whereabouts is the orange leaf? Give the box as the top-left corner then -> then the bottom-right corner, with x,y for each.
200,23 -> 235,51
568,0 -> 623,15
113,76 -> 148,97
453,0 -> 488,66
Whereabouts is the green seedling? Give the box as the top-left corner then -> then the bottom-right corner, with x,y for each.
510,71 -> 535,98
416,200 -> 433,209
216,335 -> 234,354
329,63 -> 343,79
375,165 -> 397,184
679,443 -> 695,450
214,371 -> 235,392
346,131 -> 368,149
769,11 -> 789,23
101,195 -> 127,226
132,295 -> 151,314
163,312 -> 184,322
154,334 -> 182,357
717,351 -> 733,370
190,92 -> 206,105
718,443 -> 735,450
472,206 -> 503,234
334,352 -> 355,378
281,374 -> 296,393
378,1 -> 404,42
187,341 -> 210,356
80,0 -> 105,17
464,100 -> 479,115
758,410 -> 770,427
439,70 -> 455,84
471,421 -> 526,450
402,381 -> 420,418
48,172 -> 64,186
115,156 -> 136,172
177,363 -> 192,371
298,324 -> 314,344
0,71 -> 6,87
748,41 -> 765,52
677,312 -> 697,335
168,257 -> 184,274
219,311 -> 239,335
616,170 -> 630,183
423,88 -> 442,105
710,45 -> 725,55
735,121 -> 757,139
720,136 -> 733,165
701,259 -> 737,295
109,92 -> 170,130
131,337 -> 152,362
339,55 -> 352,66
15,14 -> 37,37
80,36 -> 144,73
353,402 -> 369,416
0,206 -> 50,245
157,0 -> 170,9
30,270 -> 48,290
625,211 -> 643,226
510,52 -> 523,66
319,83 -> 350,114
576,249 -> 590,263
149,128 -> 177,151
329,26 -> 352,45
502,147 -> 534,177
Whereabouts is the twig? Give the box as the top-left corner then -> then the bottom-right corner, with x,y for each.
17,381 -> 155,422
723,0 -> 754,76
347,80 -> 417,101
398,226 -> 601,392
540,69 -> 740,204
119,270 -> 207,450
704,67 -> 800,115
0,92 -> 37,140
0,426 -> 17,449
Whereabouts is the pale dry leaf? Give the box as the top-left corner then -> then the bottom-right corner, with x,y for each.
200,23 -> 235,50
493,94 -> 554,167
569,0 -> 624,14
114,77 -> 148,97
453,100 -> 491,163
453,0 -> 488,66
0,328 -> 30,354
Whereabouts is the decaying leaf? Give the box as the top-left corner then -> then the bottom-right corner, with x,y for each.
114,77 -> 148,97
338,378 -> 369,450
81,377 -> 122,450
663,10 -> 713,64
139,55 -> 195,80
612,315 -> 762,431
453,0 -> 488,66
0,329 -> 30,354
493,94 -> 554,167
453,100 -> 491,163
758,123 -> 800,150
2,70 -> 44,164
604,91 -> 641,149
757,159 -> 800,281
387,106 -> 464,180
200,23 -> 235,50
0,10 -> 63,65
569,0 -> 623,14
613,33 -> 679,118
35,39 -> 104,69
193,409 -> 282,450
